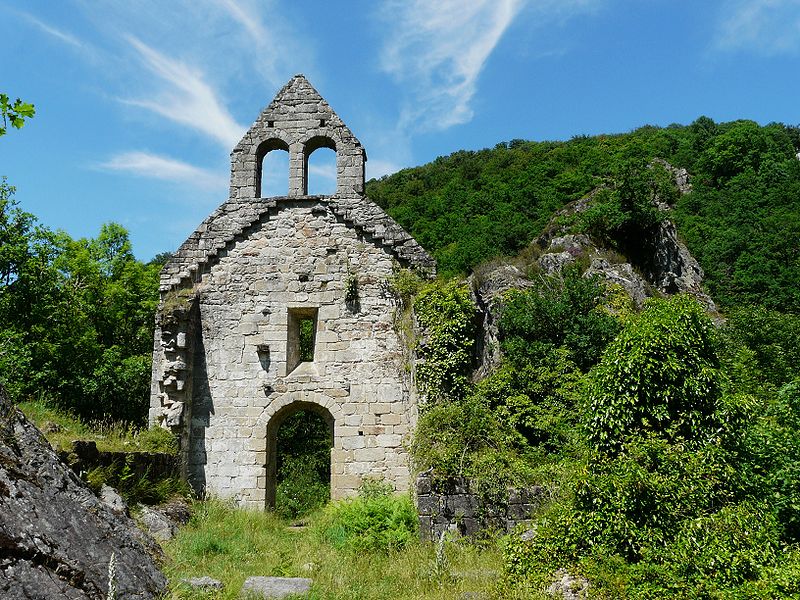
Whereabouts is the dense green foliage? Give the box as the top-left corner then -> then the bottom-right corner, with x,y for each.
368,118 -> 800,314
411,271 -> 615,498
275,410 -> 332,519
317,480 -> 417,553
0,181 -> 161,422
494,295 -> 800,596
499,270 -> 619,372
585,295 -> 723,455
413,280 -> 478,401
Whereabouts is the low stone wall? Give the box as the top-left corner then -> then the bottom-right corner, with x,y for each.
416,470 -> 545,541
59,440 -> 180,481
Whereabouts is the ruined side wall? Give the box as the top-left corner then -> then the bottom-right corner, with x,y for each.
183,199 -> 415,508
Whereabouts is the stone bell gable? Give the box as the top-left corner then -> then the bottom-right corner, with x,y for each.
150,75 -> 435,508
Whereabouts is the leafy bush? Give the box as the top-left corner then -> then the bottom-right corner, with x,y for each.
579,159 -> 674,251
410,393 -> 519,481
317,481 -> 417,553
726,307 -> 800,387
274,410 -> 332,519
585,294 -> 723,455
472,351 -> 582,451
275,456 -> 330,519
740,379 -> 800,542
658,502 -> 780,588
573,435 -> 736,560
389,268 -> 424,308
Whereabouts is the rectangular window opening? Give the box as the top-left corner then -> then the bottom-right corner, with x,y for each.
287,307 -> 318,374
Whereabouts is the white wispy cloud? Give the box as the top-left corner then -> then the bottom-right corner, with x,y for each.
380,0 -> 525,132
98,151 -> 227,189
212,0 -> 305,87
715,0 -> 800,55
307,163 -> 336,180
15,10 -> 86,49
379,0 -> 600,132
217,0 -> 269,43
366,158 -> 405,180
122,35 -> 246,149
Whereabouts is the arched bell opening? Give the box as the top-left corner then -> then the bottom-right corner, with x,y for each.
256,138 -> 290,198
303,136 -> 337,196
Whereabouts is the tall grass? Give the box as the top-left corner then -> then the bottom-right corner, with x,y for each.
165,498 -> 509,599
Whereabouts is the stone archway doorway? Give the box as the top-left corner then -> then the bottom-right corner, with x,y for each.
265,400 -> 334,511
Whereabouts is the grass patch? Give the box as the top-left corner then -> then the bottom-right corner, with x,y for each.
18,398 -> 177,454
165,498 -> 508,599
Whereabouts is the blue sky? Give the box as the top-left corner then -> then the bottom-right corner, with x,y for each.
1,0 -> 799,261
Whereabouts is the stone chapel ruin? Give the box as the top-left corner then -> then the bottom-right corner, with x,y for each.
150,75 -> 435,509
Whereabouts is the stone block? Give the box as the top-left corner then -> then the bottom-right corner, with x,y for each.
240,576 -> 312,598
376,433 -> 402,448
353,447 -> 385,462
380,413 -> 401,425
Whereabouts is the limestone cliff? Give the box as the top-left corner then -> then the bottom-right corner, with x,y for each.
0,386 -> 167,599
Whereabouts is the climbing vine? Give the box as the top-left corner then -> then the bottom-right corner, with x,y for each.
413,280 -> 477,402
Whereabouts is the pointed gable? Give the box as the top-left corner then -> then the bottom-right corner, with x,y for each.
159,75 -> 436,292
229,74 -> 366,199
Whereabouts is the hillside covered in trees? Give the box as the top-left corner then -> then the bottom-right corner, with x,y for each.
372,117 -> 800,596
367,117 -> 800,312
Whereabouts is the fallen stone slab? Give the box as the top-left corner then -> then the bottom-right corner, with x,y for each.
180,576 -> 224,591
240,576 -> 313,598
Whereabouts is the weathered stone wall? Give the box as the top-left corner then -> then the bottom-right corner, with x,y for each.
416,471 -> 545,541
167,200 -> 417,507
59,440 -> 180,483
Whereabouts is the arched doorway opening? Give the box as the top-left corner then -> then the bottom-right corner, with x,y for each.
266,401 -> 333,517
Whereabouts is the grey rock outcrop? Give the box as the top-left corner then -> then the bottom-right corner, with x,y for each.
0,386 -> 167,599
531,160 -> 714,311
537,235 -> 591,275
469,264 -> 532,378
99,484 -> 128,516
645,219 -> 715,311
546,569 -> 589,599
584,258 -> 649,307
136,505 -> 178,542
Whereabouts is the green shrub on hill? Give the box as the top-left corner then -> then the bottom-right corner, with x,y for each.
585,295 -> 724,455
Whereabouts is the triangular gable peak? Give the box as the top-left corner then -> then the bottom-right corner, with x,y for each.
230,74 -> 366,199
159,75 -> 436,292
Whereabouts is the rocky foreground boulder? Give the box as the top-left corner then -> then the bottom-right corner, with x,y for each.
0,386 -> 167,599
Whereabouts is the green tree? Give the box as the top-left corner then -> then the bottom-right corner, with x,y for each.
0,94 -> 35,137
585,295 -> 723,455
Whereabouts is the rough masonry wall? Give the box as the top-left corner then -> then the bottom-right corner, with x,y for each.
185,199 -> 415,508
